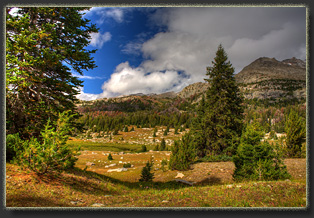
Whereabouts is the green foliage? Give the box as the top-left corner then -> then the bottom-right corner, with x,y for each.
108,153 -> 113,160
124,126 -> 129,132
191,45 -> 243,157
198,154 -> 232,163
161,159 -> 168,172
269,130 -> 278,140
285,109 -> 306,157
6,7 -> 98,139
160,138 -> 166,151
12,111 -> 80,175
169,134 -> 196,171
153,144 -> 159,151
139,159 -> 154,182
140,145 -> 147,152
233,122 -> 290,182
6,133 -> 24,162
112,128 -> 119,135
123,163 -> 132,168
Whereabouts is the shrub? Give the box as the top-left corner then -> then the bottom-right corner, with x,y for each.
108,153 -> 113,160
124,126 -> 129,132
169,134 -> 196,171
153,144 -> 159,151
13,111 -> 80,175
161,159 -> 168,172
139,159 -> 154,182
123,163 -> 132,168
6,133 -> 24,162
160,138 -> 166,151
140,145 -> 147,152
233,122 -> 291,182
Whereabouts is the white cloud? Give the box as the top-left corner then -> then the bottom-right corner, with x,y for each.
80,7 -> 306,100
83,7 -> 125,24
76,87 -> 100,101
90,32 -> 112,48
72,72 -> 106,80
105,8 -> 124,23
99,62 -> 188,97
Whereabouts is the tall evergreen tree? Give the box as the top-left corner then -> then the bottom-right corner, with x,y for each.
285,109 -> 306,157
192,44 -> 244,156
6,7 -> 98,139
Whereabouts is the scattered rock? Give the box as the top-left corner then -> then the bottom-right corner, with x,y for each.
175,172 -> 185,178
107,168 -> 128,172
174,179 -> 195,186
162,200 -> 169,203
119,161 -> 123,163
91,203 -> 104,207
70,201 -> 79,205
121,157 -> 124,159
226,184 -> 233,188
86,162 -> 95,166
285,179 -> 291,183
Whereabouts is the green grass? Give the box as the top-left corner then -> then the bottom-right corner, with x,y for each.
66,138 -> 150,152
6,163 -> 306,207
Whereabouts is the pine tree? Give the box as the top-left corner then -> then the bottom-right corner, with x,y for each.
6,7 -> 98,139
160,138 -> 166,151
108,153 -> 113,160
169,134 -> 196,171
139,159 -> 154,182
285,109 -> 306,157
233,122 -> 290,181
192,44 -> 244,157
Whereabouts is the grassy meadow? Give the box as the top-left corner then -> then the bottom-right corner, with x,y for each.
6,126 -> 307,208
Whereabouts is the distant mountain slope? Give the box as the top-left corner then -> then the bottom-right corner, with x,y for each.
234,57 -> 306,84
77,57 -> 306,112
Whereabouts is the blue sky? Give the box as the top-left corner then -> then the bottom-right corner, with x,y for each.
75,7 -> 306,101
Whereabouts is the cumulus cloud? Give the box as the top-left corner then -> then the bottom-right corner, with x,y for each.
76,87 -> 99,101
98,62 -> 188,97
84,7 -> 125,24
78,7 -> 306,100
90,32 -> 112,48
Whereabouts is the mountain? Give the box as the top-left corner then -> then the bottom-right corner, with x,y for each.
235,57 -> 306,84
78,57 -> 306,112
234,57 -> 306,101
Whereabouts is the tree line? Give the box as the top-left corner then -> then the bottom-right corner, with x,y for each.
5,8 -> 306,182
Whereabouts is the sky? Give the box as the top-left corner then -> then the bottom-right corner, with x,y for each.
74,7 -> 306,101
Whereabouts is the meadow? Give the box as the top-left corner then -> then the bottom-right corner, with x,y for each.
6,126 -> 307,208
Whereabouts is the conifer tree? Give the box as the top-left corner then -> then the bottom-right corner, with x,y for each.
285,109 -> 306,157
192,44 -> 244,157
6,7 -> 98,139
160,138 -> 166,151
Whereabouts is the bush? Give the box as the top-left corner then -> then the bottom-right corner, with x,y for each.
161,159 -> 168,172
140,145 -> 147,152
169,134 -> 196,171
233,122 -> 291,182
6,133 -> 24,162
160,138 -> 166,151
199,154 -> 232,162
13,111 -> 80,175
108,153 -> 113,160
139,159 -> 154,182
123,163 -> 132,168
153,144 -> 159,151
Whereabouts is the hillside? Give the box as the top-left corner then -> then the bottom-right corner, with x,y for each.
77,57 -> 306,114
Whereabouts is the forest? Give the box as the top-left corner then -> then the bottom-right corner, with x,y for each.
5,7 -> 307,208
